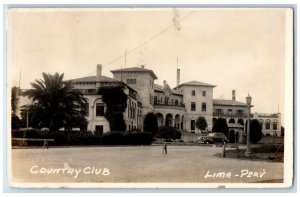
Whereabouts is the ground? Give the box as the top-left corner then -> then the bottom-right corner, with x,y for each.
10,145 -> 283,186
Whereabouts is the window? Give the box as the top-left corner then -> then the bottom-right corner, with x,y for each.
265,120 -> 271,130
202,91 -> 206,96
216,109 -> 222,114
202,102 -> 206,112
191,102 -> 196,111
192,90 -> 196,96
237,110 -> 243,114
191,120 -> 195,130
95,125 -> 103,136
165,97 -> 169,105
273,120 -> 278,130
127,78 -> 136,84
228,109 -> 232,113
96,103 -> 105,116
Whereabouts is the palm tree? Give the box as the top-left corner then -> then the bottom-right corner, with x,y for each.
23,73 -> 88,131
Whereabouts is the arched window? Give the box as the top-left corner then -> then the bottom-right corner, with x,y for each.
229,118 -> 235,124
237,119 -> 244,126
265,119 -> 271,130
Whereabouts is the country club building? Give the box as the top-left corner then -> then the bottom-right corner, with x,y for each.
69,64 -> 282,136
15,64 -> 282,137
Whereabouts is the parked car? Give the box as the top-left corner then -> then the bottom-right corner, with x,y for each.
201,132 -> 229,144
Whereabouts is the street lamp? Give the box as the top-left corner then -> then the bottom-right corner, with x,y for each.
245,94 -> 252,157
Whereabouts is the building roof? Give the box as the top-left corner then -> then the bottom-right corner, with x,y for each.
175,80 -> 216,88
69,75 -> 139,93
154,84 -> 182,95
213,99 -> 248,107
69,75 -> 118,83
111,67 -> 158,79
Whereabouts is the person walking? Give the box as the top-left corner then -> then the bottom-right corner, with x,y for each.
163,142 -> 168,154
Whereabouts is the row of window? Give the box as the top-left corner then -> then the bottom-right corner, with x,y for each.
192,90 -> 206,97
127,78 -> 137,84
76,82 -> 95,85
126,78 -> 154,89
94,103 -> 140,118
215,109 -> 244,114
261,120 -> 278,130
191,102 -> 206,112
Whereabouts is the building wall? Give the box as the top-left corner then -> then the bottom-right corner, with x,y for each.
213,105 -> 249,117
253,112 -> 282,136
177,85 -> 214,132
113,72 -> 155,116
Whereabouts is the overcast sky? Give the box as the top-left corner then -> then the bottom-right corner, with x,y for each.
7,8 -> 290,125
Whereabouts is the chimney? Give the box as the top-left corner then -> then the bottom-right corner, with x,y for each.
141,65 -> 145,69
97,64 -> 102,80
177,68 -> 180,86
163,80 -> 167,87
232,90 -> 236,101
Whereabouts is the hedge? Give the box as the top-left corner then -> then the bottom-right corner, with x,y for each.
155,126 -> 181,139
11,129 -> 153,146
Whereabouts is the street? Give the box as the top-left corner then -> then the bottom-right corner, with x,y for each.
10,145 -> 283,184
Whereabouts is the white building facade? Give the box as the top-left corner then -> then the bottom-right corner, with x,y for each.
15,64 -> 282,136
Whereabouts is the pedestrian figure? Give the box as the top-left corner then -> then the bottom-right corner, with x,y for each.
163,142 -> 168,154
43,139 -> 49,149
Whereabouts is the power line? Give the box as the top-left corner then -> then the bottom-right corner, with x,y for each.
78,10 -> 196,79
102,10 -> 196,69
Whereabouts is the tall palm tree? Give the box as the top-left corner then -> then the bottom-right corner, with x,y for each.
24,73 -> 87,131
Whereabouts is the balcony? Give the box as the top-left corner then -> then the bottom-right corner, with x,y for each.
154,100 -> 185,109
213,112 -> 247,118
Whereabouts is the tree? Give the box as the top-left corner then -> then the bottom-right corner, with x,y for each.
11,86 -> 19,115
143,112 -> 158,136
98,86 -> 128,132
212,118 -> 229,136
281,126 -> 285,136
249,119 -> 263,144
23,73 -> 88,131
195,116 -> 208,133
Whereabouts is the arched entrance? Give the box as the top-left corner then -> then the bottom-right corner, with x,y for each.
156,113 -> 164,127
165,113 -> 173,127
235,132 -> 239,143
174,114 -> 180,129
229,130 -> 235,143
181,115 -> 184,129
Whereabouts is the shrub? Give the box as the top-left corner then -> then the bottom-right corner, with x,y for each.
212,118 -> 229,136
123,132 -> 153,145
101,132 -> 123,145
196,116 -> 208,133
155,126 -> 181,139
249,119 -> 263,144
143,112 -> 158,136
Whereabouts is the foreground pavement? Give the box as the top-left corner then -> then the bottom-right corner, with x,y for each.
9,145 -> 283,185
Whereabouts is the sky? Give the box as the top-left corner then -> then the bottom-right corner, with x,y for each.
7,8 -> 291,126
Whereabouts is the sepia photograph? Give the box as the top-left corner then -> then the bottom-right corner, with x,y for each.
6,7 -> 294,188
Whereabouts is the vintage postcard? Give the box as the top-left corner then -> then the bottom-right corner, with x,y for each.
6,7 -> 294,188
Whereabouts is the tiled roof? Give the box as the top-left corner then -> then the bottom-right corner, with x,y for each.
213,99 -> 248,107
69,76 -> 118,82
154,84 -> 164,91
154,84 -> 182,95
111,67 -> 158,79
176,80 -> 216,88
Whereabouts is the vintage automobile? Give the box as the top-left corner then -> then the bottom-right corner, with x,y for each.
200,132 -> 229,144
